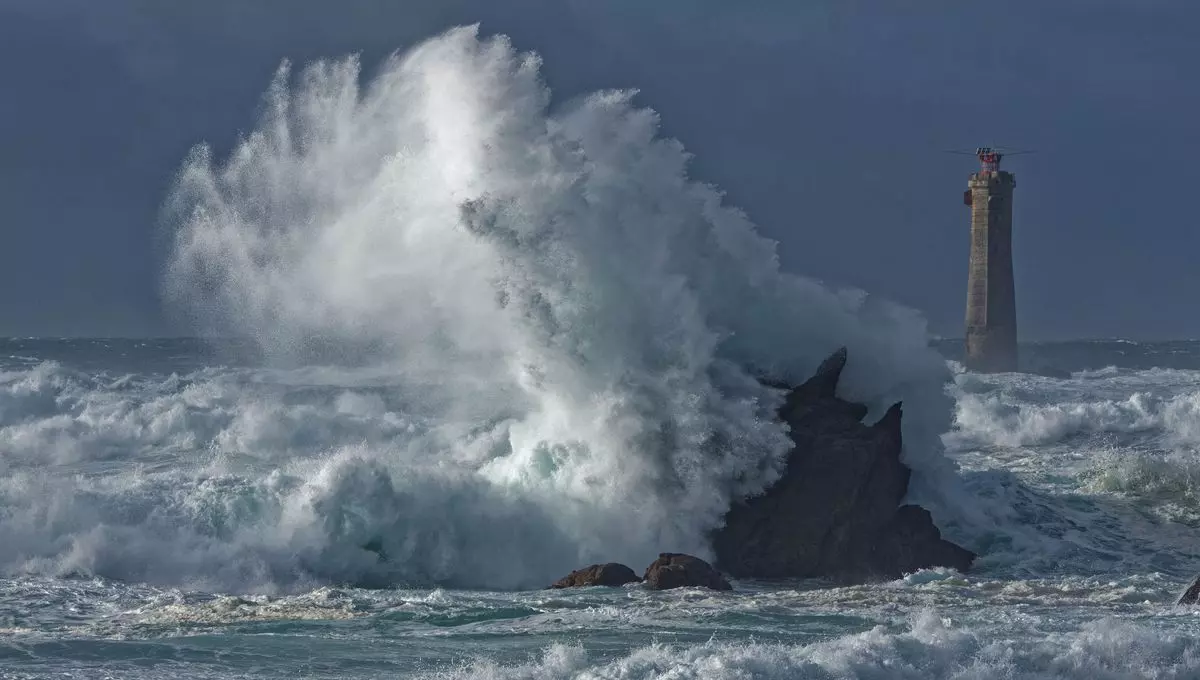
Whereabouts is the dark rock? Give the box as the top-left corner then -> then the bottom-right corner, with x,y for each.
643,553 -> 732,591
877,505 -> 975,576
712,347 -> 975,583
549,563 -> 641,589
1178,575 -> 1200,605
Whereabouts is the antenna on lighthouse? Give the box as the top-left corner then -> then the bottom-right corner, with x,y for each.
944,146 -> 1035,174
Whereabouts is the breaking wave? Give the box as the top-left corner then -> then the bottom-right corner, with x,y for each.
941,367 -> 1200,573
952,388 -> 1200,449
2,26 -> 959,591
431,612 -> 1200,679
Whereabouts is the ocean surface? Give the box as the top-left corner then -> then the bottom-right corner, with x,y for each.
3,338 -> 1200,679
7,25 -> 1200,679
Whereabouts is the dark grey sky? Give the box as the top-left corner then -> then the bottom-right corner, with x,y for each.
1,0 -> 1196,339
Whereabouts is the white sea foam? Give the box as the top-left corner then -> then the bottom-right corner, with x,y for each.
0,25 -> 958,590
951,388 -> 1200,449
945,367 -> 1200,529
938,366 -> 1200,577
948,368 -> 1200,451
7,21 -> 1200,680
3,27 -> 1194,599
431,612 -> 1200,679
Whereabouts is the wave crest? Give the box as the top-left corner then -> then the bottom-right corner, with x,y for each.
0,26 -> 957,590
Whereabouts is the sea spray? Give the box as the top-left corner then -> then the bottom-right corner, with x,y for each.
161,25 -> 962,588
8,347 -> 1200,676
0,26 -> 962,590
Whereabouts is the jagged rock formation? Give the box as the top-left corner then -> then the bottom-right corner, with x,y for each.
549,563 -> 641,589
1178,575 -> 1200,605
643,553 -> 732,591
712,348 -> 974,582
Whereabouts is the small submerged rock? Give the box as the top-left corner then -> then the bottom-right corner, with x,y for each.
549,563 -> 641,589
643,553 -> 732,591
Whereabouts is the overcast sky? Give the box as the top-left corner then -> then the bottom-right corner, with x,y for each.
1,0 -> 1196,339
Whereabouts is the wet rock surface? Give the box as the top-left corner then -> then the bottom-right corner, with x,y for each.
712,348 -> 975,583
549,563 -> 641,589
1178,575 -> 1200,605
642,553 -> 732,591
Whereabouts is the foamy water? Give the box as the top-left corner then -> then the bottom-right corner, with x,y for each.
4,26 -> 1200,679
5,341 -> 1200,678
157,25 -> 964,592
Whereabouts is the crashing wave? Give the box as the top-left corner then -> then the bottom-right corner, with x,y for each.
1,26 -> 961,591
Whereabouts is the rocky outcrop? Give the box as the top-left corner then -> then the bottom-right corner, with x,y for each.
549,563 -> 641,589
643,553 -> 732,591
1178,575 -> 1200,605
712,348 -> 974,583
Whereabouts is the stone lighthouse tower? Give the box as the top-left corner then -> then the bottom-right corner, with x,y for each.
963,147 -> 1018,373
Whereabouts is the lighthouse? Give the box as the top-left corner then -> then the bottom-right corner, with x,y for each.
963,147 -> 1018,373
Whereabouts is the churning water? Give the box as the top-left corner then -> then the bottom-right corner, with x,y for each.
3,26 -> 1199,679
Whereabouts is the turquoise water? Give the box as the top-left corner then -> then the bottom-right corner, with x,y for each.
5,571 -> 1199,678
4,339 -> 1200,678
